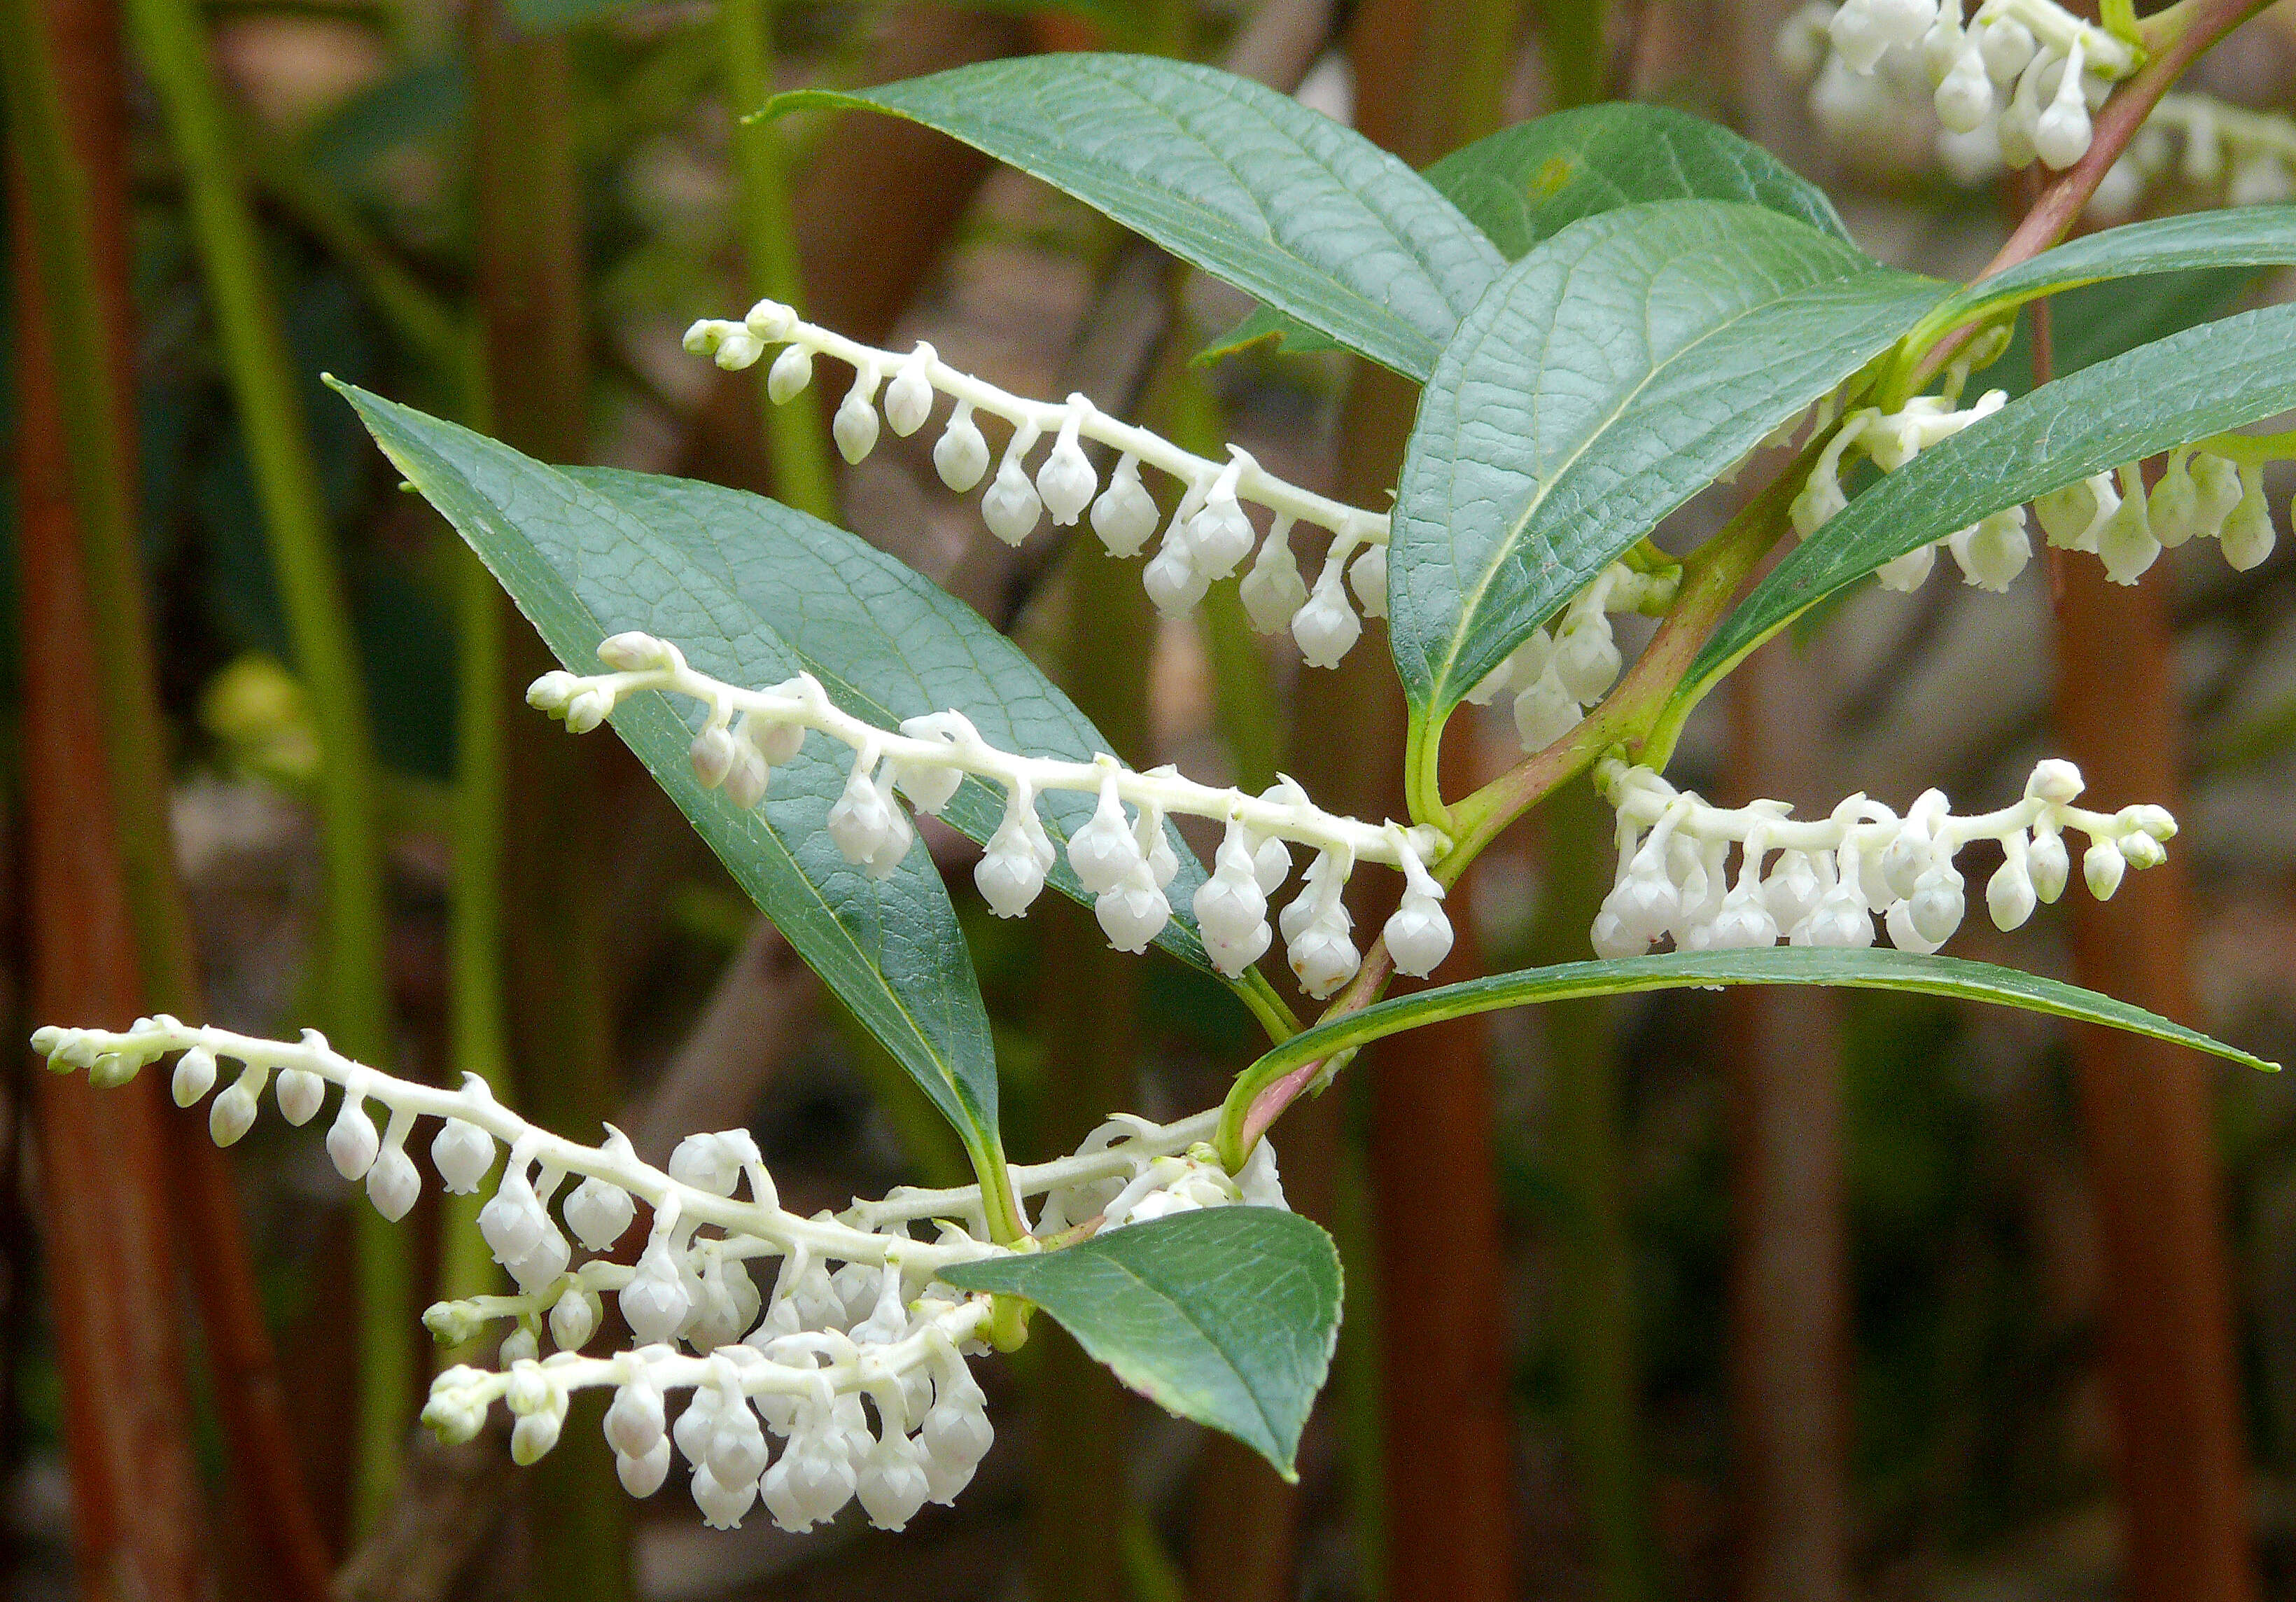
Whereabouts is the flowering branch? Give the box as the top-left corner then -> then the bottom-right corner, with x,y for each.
531,632 -> 1462,991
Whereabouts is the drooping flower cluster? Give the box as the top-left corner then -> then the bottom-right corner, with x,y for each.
1793,358 -> 2286,592
685,301 -> 1392,667
1590,757 -> 2175,959
531,633 -> 1457,991
1464,561 -> 1679,753
2085,93 -> 2296,221
1779,0 -> 2141,186
29,1017 -> 1285,1533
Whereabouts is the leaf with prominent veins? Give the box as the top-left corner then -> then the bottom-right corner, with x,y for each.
1387,199 -> 1949,717
771,54 -> 1503,380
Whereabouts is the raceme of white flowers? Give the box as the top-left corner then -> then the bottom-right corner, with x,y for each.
685,301 -> 1391,670
1590,757 -> 2174,959
1462,561 -> 1679,754
1779,0 -> 2141,186
528,633 -> 1457,991
1791,365 -> 2286,590
29,1017 -> 1284,1533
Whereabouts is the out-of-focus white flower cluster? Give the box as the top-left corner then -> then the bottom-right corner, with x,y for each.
686,301 -> 1392,668
2086,94 -> 2296,221
1777,0 -> 2140,188
1462,560 -> 1679,753
529,633 -> 1459,990
1590,757 -> 2175,959
29,1018 -> 1288,1533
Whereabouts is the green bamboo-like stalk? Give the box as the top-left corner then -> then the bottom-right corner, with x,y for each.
720,0 -> 839,521
125,0 -> 409,1532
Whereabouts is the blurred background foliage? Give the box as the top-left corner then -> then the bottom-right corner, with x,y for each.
8,1 -> 2296,1599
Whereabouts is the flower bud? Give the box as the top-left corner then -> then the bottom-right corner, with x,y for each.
275,1066 -> 325,1126
2148,456 -> 2198,547
1143,533 -> 1210,617
1979,15 -> 2035,81
479,1172 -> 547,1264
1512,670 -> 1581,753
833,384 -> 881,466
1884,899 -> 1944,954
172,1046 -> 218,1107
2118,831 -> 2168,871
766,343 -> 813,404
891,757 -> 963,816
2096,484 -> 2160,585
606,1378 -> 667,1458
1037,419 -> 1099,527
883,351 -> 935,437
690,725 -> 738,788
550,1286 -> 601,1351
1934,47 -> 1993,132
2027,829 -> 2070,903
621,1244 -> 695,1345
1349,544 -> 1390,621
563,687 -> 612,734
2036,474 -> 2113,550
564,1173 -> 634,1250
1828,1 -> 1889,74
2220,473 -> 2276,572
1947,507 -> 2029,592
2190,453 -> 2244,536
1907,865 -> 1966,946
210,1074 -> 260,1145
859,1434 -> 933,1531
2083,839 -> 2126,898
1090,456 -> 1159,556
597,630 -> 670,671
826,764 -> 897,866
328,1100 -> 381,1181
976,810 -> 1049,918
512,1407 -> 565,1466
934,403 -> 990,492
526,670 -> 580,714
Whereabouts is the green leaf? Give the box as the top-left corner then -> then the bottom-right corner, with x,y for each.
1388,200 -> 1949,716
1688,300 -> 2296,691
1422,102 -> 1848,260
332,382 -> 1022,1169
1245,948 -> 2278,1081
559,468 -> 1219,976
940,1208 -> 1342,1476
772,54 -> 1503,381
1995,264 -> 2258,397
1924,204 -> 2296,335
1198,103 -> 1847,364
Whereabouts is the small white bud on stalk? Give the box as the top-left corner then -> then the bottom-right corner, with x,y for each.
1037,403 -> 1099,526
883,347 -> 936,437
1090,455 -> 1159,556
934,403 -> 991,492
1240,519 -> 1310,634
767,343 -> 813,405
431,1117 -> 496,1193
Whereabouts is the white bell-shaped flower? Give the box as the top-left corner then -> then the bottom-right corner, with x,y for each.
1935,45 -> 1994,132
1980,15 -> 2036,82
1066,774 -> 1141,893
1037,407 -> 1098,526
934,403 -> 990,492
617,1438 -> 673,1498
2032,40 -> 2092,169
2148,456 -> 2199,548
564,1173 -> 635,1252
1142,532 -> 1210,616
2220,469 -> 2276,571
1551,618 -> 1622,703
1240,518 -> 1310,634
550,1284 -> 600,1350
692,1463 -> 757,1530
1385,888 -> 1455,976
1194,823 -> 1273,976
1947,507 -> 2030,591
621,1239 -> 696,1345
981,446 -> 1044,546
1292,557 -> 1362,669
366,1145 -> 421,1221
1512,669 -> 1582,753
2096,473 -> 2161,585
883,349 -> 936,436
1907,864 -> 1966,945
1189,494 -> 1255,580
976,793 -> 1052,917
2036,473 -> 2116,550
1828,0 -> 1891,73
1096,861 -> 1172,954
1090,455 -> 1159,556
606,1377 -> 668,1458
826,760 -> 898,866
327,1097 -> 381,1181
858,1431 -> 934,1531
2188,453 -> 2245,538
1875,541 -> 1938,592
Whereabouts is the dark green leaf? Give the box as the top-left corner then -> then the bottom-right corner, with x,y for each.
941,1207 -> 1342,1477
1199,102 -> 1849,364
1689,300 -> 2296,690
1247,947 -> 2278,1080
1388,200 -> 1949,715
1926,204 -> 2296,335
1422,102 -> 1848,259
772,54 -> 1502,380
1995,265 -> 2259,396
331,382 -> 1009,1171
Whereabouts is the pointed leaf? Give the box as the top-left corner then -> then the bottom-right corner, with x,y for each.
1246,947 -> 2278,1081
1421,101 -> 1848,260
1387,200 -> 1949,715
333,384 -> 1023,1164
940,1207 -> 1342,1477
1925,204 -> 2296,334
1199,103 -> 1849,364
772,54 -> 1503,381
1688,300 -> 2296,692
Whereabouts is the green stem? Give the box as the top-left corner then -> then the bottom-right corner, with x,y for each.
127,0 -> 407,1529
721,0 -> 838,521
